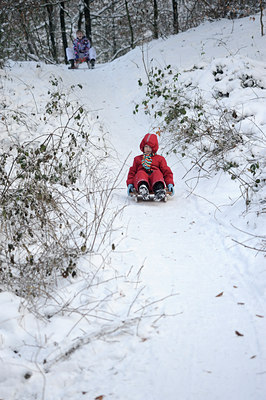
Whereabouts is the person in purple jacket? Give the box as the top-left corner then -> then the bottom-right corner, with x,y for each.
66,30 -> 96,69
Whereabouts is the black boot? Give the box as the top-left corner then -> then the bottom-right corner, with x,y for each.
68,59 -> 75,69
153,181 -> 166,201
90,59 -> 95,69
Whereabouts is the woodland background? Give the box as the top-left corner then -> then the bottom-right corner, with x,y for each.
0,0 -> 264,66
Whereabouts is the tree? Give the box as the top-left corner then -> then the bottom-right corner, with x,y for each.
260,0 -> 264,36
153,0 -> 159,39
60,1 -> 68,63
125,0 -> 134,48
84,0 -> 92,40
172,0 -> 179,34
46,1 -> 58,62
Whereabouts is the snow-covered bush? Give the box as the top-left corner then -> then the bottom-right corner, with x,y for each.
134,61 -> 266,251
0,79 -> 122,298
134,65 -> 244,169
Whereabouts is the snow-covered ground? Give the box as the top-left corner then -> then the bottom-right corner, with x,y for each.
0,14 -> 266,400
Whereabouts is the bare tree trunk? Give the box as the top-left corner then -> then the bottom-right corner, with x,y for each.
172,0 -> 179,34
46,3 -> 58,62
84,0 -> 92,41
125,0 -> 134,48
111,0 -> 117,57
153,0 -> 159,39
18,9 -> 38,57
60,1 -> 68,63
260,0 -> 264,36
78,3 -> 83,31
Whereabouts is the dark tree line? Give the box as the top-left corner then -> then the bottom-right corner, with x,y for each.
0,0 -> 263,66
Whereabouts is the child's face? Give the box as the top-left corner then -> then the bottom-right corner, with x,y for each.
144,144 -> 152,154
77,31 -> 83,39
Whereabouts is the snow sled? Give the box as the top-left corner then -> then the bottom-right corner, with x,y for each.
130,188 -> 171,203
69,58 -> 95,70
66,47 -> 96,70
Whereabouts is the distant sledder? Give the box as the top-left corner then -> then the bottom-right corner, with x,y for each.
66,30 -> 96,70
127,133 -> 174,202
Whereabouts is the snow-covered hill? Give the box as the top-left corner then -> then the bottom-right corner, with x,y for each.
0,14 -> 265,400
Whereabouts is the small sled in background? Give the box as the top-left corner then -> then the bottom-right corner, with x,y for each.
130,188 -> 171,203
68,57 -> 95,70
66,46 -> 96,70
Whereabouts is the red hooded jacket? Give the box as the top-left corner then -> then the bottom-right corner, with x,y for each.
126,133 -> 174,187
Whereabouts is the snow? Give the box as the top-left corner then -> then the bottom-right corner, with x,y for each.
0,14 -> 266,400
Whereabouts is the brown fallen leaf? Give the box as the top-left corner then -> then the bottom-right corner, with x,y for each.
237,302 -> 245,305
95,396 -> 104,400
216,291 -> 224,297
235,330 -> 244,337
141,337 -> 148,342
233,285 -> 238,288
250,355 -> 257,359
256,314 -> 264,318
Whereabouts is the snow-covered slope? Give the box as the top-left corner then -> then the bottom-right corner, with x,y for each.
0,14 -> 265,400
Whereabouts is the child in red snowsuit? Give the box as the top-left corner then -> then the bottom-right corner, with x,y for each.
127,133 -> 174,201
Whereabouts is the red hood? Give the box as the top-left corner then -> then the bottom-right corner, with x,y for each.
139,133 -> 159,153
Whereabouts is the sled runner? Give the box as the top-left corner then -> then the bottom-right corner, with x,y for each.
130,188 -> 171,203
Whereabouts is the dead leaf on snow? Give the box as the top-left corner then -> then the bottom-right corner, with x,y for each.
95,396 -> 105,400
256,314 -> 264,318
235,330 -> 244,337
250,355 -> 257,359
216,291 -> 223,297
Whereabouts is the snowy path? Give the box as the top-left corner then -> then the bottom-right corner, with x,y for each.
115,187 -> 265,400
54,45 -> 266,398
